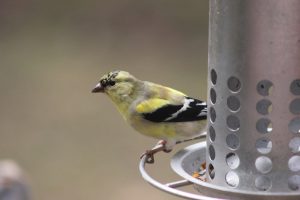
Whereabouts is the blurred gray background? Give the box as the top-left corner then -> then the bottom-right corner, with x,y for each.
0,0 -> 208,199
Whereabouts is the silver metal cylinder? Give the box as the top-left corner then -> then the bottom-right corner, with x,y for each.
207,0 -> 300,196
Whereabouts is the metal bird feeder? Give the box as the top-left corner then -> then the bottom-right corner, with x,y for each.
139,0 -> 300,199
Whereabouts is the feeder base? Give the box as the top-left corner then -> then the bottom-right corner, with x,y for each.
171,142 -> 300,200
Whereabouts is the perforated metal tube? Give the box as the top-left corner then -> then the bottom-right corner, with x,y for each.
207,0 -> 300,196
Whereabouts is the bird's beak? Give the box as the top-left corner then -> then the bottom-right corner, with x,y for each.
91,83 -> 104,93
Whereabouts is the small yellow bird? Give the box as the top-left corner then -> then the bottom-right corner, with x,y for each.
92,71 -> 207,163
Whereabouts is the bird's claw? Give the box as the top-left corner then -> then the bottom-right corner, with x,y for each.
140,140 -> 170,164
140,150 -> 155,164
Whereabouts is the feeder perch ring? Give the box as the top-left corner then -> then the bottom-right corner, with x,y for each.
139,142 -> 226,200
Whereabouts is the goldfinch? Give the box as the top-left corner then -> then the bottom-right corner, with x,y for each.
92,71 -> 207,163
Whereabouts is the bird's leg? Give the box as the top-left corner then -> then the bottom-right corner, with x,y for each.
140,135 -> 206,164
140,140 -> 172,164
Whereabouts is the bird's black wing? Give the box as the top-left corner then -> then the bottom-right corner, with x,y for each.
142,97 -> 207,123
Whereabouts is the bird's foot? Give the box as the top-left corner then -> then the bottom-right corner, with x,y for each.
140,140 -> 172,164
157,140 -> 173,153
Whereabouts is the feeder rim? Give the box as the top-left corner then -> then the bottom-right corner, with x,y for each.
139,150 -> 226,200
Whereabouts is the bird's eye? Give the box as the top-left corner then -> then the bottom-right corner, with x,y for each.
109,80 -> 115,86
100,79 -> 115,88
